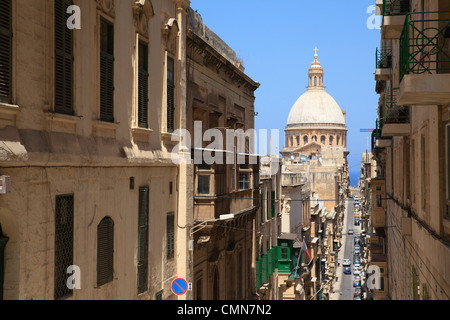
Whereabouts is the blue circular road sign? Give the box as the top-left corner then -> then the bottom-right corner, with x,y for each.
171,278 -> 188,296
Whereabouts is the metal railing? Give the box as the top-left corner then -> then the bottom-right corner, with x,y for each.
400,11 -> 450,81
383,0 -> 410,16
379,90 -> 410,127
376,47 -> 393,69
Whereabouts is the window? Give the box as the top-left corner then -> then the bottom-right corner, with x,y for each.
421,135 -> 426,210
137,186 -> 149,294
321,136 -> 326,144
0,0 -> 12,103
296,136 -> 300,146
166,56 -> 175,132
97,217 -> 114,287
166,212 -> 174,259
446,125 -> 450,217
197,175 -> 210,195
239,173 -> 250,190
329,136 -> 334,145
271,190 -> 276,218
54,0 -> 73,114
412,139 -> 415,203
376,194 -> 382,207
54,194 -> 74,300
304,136 -> 308,145
100,18 -> 114,122
138,41 -> 149,128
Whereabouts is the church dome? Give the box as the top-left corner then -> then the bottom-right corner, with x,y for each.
286,49 -> 346,128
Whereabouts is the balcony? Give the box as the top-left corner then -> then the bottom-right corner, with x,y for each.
381,0 -> 410,39
379,91 -> 410,137
398,12 -> 450,105
375,47 -> 393,81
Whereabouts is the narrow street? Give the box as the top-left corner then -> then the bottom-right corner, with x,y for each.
331,197 -> 363,300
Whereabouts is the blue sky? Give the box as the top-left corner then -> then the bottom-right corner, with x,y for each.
190,0 -> 381,186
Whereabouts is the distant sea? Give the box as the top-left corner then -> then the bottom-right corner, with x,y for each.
349,170 -> 360,188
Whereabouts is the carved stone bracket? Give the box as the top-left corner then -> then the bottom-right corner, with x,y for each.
132,0 -> 154,38
96,0 -> 115,18
162,18 -> 179,54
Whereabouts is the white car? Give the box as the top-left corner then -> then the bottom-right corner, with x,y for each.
353,268 -> 361,276
343,259 -> 351,267
354,263 -> 361,271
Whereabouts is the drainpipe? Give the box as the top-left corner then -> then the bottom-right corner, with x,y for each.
0,225 -> 9,300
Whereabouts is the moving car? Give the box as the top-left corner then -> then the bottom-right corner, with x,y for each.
344,267 -> 351,274
354,219 -> 360,226
348,229 -> 354,235
343,259 -> 351,267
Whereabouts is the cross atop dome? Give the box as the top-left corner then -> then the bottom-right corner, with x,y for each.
308,47 -> 324,88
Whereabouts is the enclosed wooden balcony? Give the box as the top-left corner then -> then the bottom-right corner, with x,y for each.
398,11 -> 450,106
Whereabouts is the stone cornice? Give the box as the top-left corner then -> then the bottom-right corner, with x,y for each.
187,31 -> 260,93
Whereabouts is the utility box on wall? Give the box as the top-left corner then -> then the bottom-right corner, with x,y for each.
0,176 -> 11,194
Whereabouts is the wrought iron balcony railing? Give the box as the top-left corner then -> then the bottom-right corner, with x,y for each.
383,0 -> 410,16
399,11 -> 450,81
376,47 -> 393,69
378,91 -> 410,127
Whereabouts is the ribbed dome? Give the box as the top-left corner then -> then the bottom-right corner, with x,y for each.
287,49 -> 345,127
287,88 -> 345,127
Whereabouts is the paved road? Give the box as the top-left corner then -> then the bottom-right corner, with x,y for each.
331,198 -> 362,300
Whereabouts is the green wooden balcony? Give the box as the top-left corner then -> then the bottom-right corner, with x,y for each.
398,11 -> 450,105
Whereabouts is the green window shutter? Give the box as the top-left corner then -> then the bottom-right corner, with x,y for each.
256,259 -> 261,290
137,186 -> 149,294
266,191 -> 269,220
166,212 -> 174,259
138,41 -> 149,128
0,0 -> 12,104
268,249 -> 273,276
100,18 -> 114,122
54,194 -> 74,300
271,190 -> 275,218
54,0 -> 73,115
261,254 -> 267,283
97,217 -> 114,287
166,56 -> 175,132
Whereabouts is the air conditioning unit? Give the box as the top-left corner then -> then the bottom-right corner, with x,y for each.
0,176 -> 11,194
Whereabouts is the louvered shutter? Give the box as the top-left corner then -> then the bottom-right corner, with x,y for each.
100,19 -> 114,122
54,0 -> 73,114
166,212 -> 174,259
138,42 -> 149,128
97,217 -> 114,287
137,186 -> 149,294
167,57 -> 175,133
0,0 -> 12,104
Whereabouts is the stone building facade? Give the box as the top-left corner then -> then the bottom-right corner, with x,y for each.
0,0 -> 193,300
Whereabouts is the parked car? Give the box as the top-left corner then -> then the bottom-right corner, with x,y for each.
354,238 -> 360,245
353,277 -> 361,287
354,263 -> 361,271
344,267 -> 351,274
348,229 -> 354,235
343,259 -> 351,267
353,268 -> 361,276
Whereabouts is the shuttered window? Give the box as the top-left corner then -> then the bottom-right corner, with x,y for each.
97,217 -> 114,287
100,18 -> 114,122
0,0 -> 12,104
54,194 -> 74,300
166,212 -> 174,259
138,41 -> 149,128
137,186 -> 149,294
166,56 -> 175,133
54,0 -> 73,114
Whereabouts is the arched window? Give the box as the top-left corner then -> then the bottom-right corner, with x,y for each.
97,216 -> 114,287
314,77 -> 317,86
296,136 -> 300,146
303,136 -> 308,145
329,136 -> 334,145
321,135 -> 326,144
290,136 -> 294,147
337,136 -> 340,146
312,135 -> 317,142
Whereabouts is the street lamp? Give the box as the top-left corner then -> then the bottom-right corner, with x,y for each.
189,214 -> 235,250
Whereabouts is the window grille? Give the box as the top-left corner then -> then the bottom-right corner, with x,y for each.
166,212 -> 174,259
137,186 -> 149,294
100,18 -> 114,122
167,56 -> 175,132
54,194 -> 74,300
138,41 -> 149,128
